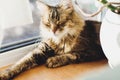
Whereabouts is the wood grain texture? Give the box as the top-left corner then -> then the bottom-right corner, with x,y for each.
0,59 -> 107,80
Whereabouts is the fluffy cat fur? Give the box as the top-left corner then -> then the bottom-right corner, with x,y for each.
0,0 -> 105,80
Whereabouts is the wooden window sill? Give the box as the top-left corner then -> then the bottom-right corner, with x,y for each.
0,59 -> 107,80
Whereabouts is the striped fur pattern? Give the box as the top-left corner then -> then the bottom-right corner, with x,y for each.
0,0 -> 105,80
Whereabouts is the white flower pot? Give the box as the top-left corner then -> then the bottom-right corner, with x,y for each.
100,10 -> 120,68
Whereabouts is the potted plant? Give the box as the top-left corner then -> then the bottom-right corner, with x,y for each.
99,0 -> 120,68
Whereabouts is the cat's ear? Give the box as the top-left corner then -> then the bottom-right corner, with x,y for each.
59,0 -> 73,12
36,1 -> 50,16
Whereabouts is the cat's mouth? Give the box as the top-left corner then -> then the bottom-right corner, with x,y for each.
51,29 -> 61,37
52,31 -> 59,36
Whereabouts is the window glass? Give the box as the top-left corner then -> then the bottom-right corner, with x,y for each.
1,0 -> 40,46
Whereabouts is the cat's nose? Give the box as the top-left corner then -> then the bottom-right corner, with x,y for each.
52,28 -> 57,34
51,24 -> 58,34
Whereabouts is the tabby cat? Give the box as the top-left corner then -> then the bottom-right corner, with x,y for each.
0,0 -> 105,80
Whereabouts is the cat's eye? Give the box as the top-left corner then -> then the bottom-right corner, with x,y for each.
59,28 -> 63,31
45,23 -> 51,27
58,22 -> 65,27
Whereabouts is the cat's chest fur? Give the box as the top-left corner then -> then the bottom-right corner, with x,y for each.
40,12 -> 85,54
40,25 -> 76,54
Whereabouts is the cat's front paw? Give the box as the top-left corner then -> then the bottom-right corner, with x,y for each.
0,74 -> 8,80
0,71 -> 10,80
46,57 -> 62,68
46,56 -> 67,68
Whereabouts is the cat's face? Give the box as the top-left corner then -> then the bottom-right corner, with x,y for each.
37,0 -> 74,36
